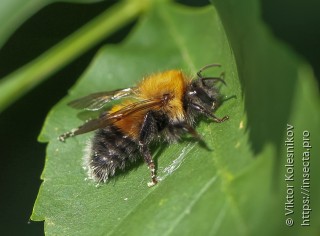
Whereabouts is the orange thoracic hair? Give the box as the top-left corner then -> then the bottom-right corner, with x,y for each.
109,70 -> 190,139
139,70 -> 189,119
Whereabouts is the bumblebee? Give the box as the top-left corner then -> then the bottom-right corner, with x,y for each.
59,64 -> 229,187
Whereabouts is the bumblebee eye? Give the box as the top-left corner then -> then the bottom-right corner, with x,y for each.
193,87 -> 212,104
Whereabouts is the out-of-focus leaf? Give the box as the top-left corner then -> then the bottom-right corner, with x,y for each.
0,0 -> 104,49
0,0 -> 146,112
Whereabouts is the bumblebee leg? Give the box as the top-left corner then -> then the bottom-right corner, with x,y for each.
173,122 -> 212,150
139,111 -> 160,187
139,143 -> 158,187
211,113 -> 229,123
190,102 -> 229,123
173,122 -> 203,141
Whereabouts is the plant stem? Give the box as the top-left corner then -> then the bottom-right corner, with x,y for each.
0,0 -> 150,113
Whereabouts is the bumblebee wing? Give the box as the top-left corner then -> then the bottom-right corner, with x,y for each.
106,98 -> 164,123
59,98 -> 164,141
68,87 -> 136,111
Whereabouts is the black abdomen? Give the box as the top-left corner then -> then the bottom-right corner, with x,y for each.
84,125 -> 139,183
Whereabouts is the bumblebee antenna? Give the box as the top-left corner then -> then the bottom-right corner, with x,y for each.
197,64 -> 221,79
197,64 -> 226,86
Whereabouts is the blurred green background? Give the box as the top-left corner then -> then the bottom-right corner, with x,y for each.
0,0 -> 319,235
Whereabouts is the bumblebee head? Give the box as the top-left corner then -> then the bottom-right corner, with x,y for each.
186,76 -> 225,111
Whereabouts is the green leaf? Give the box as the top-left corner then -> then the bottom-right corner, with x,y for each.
32,0 -> 320,236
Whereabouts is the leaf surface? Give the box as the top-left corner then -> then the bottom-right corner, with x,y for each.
32,1 -> 320,236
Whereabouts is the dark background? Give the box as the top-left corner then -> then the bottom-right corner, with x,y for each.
0,0 -> 319,235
